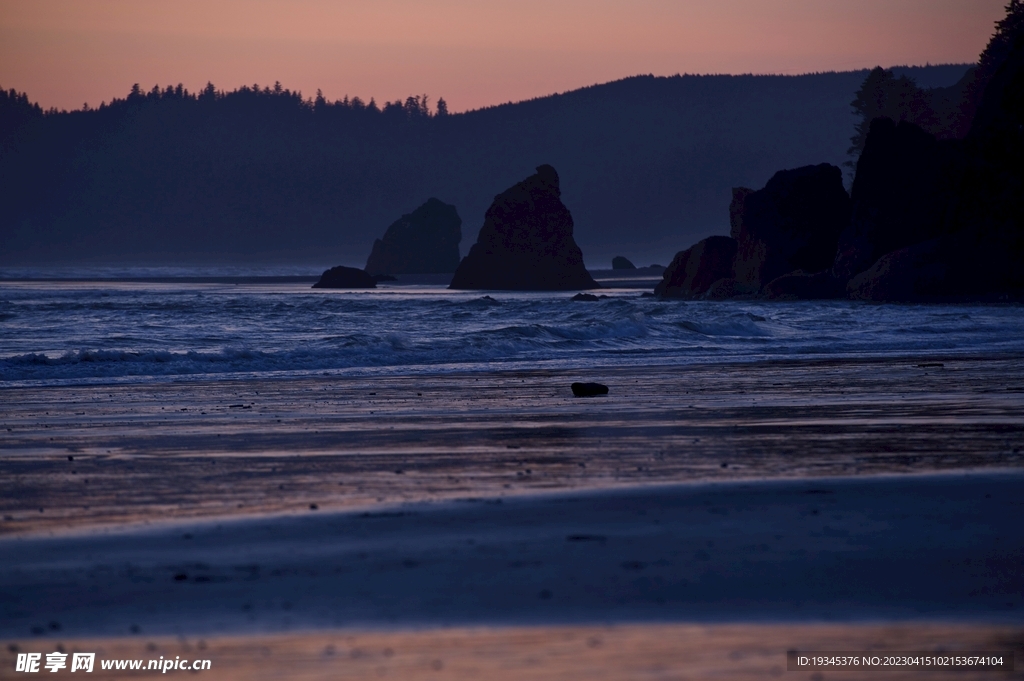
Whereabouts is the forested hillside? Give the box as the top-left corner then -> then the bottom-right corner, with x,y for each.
0,65 -> 970,267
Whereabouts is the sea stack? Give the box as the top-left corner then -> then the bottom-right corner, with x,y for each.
654,236 -> 738,299
364,198 -> 462,276
655,164 -> 850,299
731,163 -> 851,292
449,165 -> 598,290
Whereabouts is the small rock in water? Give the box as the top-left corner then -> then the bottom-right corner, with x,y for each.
311,265 -> 376,289
571,382 -> 609,397
571,293 -> 604,301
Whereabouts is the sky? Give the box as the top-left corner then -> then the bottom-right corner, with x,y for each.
0,0 -> 1009,113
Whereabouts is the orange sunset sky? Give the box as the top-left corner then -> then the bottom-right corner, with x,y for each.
0,0 -> 1009,113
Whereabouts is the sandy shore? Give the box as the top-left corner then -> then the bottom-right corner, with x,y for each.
2,355 -> 1023,535
3,471 -> 1022,638
3,355 -> 1023,679
3,623 -> 1021,680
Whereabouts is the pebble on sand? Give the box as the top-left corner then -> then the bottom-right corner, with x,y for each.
571,382 -> 609,397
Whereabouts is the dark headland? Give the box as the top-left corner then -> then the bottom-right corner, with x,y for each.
655,4 -> 1024,302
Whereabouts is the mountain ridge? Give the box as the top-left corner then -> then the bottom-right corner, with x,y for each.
0,65 -> 971,268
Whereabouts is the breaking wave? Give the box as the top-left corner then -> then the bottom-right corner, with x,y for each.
2,280 -> 1023,384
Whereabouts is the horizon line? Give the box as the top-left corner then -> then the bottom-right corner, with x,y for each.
5,62 -> 976,117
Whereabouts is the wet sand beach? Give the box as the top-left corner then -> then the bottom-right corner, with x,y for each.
2,355 -> 1023,535
3,354 -> 1023,679
4,470 -> 1023,638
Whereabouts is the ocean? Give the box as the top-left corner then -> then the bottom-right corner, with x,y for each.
3,267 -> 1024,386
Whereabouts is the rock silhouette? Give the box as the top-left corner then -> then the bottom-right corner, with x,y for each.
364,198 -> 462,275
654,236 -> 737,299
653,3 -> 1023,304
655,165 -> 849,299
449,165 -> 598,291
840,3 -> 1024,301
846,237 -> 950,301
833,119 -> 959,280
764,270 -> 845,300
611,256 -> 636,270
312,265 -> 377,289
655,0 -> 1024,305
731,164 -> 851,291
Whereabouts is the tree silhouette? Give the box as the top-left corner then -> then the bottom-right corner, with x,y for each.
0,88 -> 42,144
0,68 -> 970,265
977,1 -> 1024,84
849,0 -> 1024,169
847,67 -> 935,164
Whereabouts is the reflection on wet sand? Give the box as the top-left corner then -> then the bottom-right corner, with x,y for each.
2,355 -> 1023,534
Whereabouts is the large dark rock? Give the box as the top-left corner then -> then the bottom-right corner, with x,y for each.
953,19 -> 1024,264
764,270 -> 845,300
847,228 -> 1024,302
312,265 -> 377,289
732,164 -> 851,292
841,6 -> 1024,301
611,256 -> 636,270
654,236 -> 737,299
702,277 -> 741,300
449,165 -> 598,290
651,6 -> 1024,303
364,198 -> 462,276
846,238 -> 951,301
833,119 -> 961,280
729,187 -> 755,240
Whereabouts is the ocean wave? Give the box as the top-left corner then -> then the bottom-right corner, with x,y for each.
545,316 -> 649,341
3,283 -> 1024,383
4,347 -> 271,368
463,295 -> 503,307
677,318 -> 771,337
